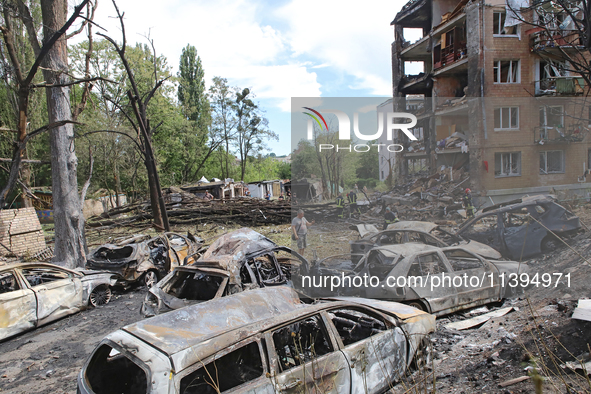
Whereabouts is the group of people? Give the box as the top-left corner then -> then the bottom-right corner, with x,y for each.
336,189 -> 362,219
264,191 -> 291,201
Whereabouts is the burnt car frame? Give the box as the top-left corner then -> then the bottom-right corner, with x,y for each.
86,232 -> 201,288
350,221 -> 502,262
313,243 -> 528,316
141,228 -> 309,316
0,262 -> 116,341
456,195 -> 580,259
78,286 -> 435,394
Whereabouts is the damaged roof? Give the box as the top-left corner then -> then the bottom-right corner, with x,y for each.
199,228 -> 277,267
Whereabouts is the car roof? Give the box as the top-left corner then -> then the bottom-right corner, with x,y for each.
0,262 -> 80,275
122,286 -> 432,372
373,243 -> 441,256
385,221 -> 438,233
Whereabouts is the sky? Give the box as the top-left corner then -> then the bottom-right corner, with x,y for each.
71,0 -> 410,155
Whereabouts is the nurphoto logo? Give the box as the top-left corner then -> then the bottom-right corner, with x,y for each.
302,107 -> 418,152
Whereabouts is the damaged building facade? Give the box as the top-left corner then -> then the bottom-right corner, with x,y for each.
387,0 -> 591,204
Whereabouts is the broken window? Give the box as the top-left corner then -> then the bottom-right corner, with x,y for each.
0,272 -> 20,294
164,271 -> 225,301
494,60 -> 519,83
444,249 -> 484,271
246,254 -> 283,285
494,107 -> 519,130
540,150 -> 565,174
374,232 -> 404,246
366,249 -> 400,277
502,209 -> 530,228
493,12 -> 516,34
272,315 -> 333,372
495,152 -> 521,177
327,308 -> 388,347
407,253 -> 449,276
86,344 -> 148,394
180,341 -> 264,394
460,215 -> 500,247
21,267 -> 71,287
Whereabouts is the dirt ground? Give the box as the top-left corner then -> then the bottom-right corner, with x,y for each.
1,204 -> 591,393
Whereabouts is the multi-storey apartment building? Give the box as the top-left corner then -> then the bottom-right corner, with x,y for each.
387,0 -> 591,204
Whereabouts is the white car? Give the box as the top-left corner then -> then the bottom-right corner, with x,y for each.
0,262 -> 116,341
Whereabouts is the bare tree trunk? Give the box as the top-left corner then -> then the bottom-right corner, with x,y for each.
41,0 -> 87,268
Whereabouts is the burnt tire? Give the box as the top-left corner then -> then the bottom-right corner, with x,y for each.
411,336 -> 433,370
408,301 -> 427,312
89,285 -> 112,307
541,235 -> 560,252
143,270 -> 159,289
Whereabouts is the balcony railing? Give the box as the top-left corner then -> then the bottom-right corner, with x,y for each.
534,124 -> 587,144
531,29 -> 582,51
537,76 -> 585,95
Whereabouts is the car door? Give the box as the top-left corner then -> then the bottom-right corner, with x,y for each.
0,269 -> 37,340
405,252 -> 457,314
176,337 -> 275,394
442,249 -> 498,308
267,314 -> 351,394
324,307 -> 407,394
20,266 -> 84,325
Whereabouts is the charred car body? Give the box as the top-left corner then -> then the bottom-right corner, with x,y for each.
79,286 -> 435,394
86,232 -> 202,288
141,228 -> 309,317
312,243 -> 528,316
350,221 -> 502,262
0,262 -> 116,341
456,195 -> 580,259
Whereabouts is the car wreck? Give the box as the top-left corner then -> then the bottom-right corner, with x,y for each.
0,262 -> 116,341
311,243 -> 528,316
86,232 -> 202,288
350,221 -> 503,262
78,286 -> 435,394
456,195 -> 581,259
140,228 -> 309,317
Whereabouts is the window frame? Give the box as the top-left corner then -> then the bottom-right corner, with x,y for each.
539,150 -> 565,174
494,107 -> 520,130
495,152 -> 522,177
494,60 -> 520,83
177,337 -> 268,394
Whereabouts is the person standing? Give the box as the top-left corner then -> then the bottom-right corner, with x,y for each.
347,189 -> 360,214
463,188 -> 475,218
292,209 -> 314,255
336,192 -> 345,219
383,207 -> 399,230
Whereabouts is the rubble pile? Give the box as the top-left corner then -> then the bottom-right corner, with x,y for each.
371,164 -> 470,222
86,190 -> 293,228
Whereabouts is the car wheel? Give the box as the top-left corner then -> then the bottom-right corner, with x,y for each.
89,285 -> 112,306
144,270 -> 159,288
412,336 -> 433,370
408,301 -> 426,312
541,235 -> 560,252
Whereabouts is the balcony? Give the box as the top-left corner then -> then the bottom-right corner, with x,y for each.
433,25 -> 467,72
536,76 -> 585,96
530,29 -> 582,52
534,124 -> 587,144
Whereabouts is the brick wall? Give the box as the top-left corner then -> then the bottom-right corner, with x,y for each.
0,207 -> 46,256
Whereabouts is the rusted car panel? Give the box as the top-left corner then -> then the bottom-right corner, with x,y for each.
350,221 -> 502,261
140,228 -> 308,317
457,195 -> 581,259
86,232 -> 202,286
314,243 -> 528,316
79,287 -> 435,394
0,263 -> 116,341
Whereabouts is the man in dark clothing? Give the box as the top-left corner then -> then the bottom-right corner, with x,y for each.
336,193 -> 345,219
383,207 -> 399,230
347,190 -> 360,214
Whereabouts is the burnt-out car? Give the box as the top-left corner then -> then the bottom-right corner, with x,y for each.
86,232 -> 202,288
350,221 -> 502,262
311,243 -> 528,316
140,228 -> 309,317
0,262 -> 116,341
78,286 -> 435,394
456,195 -> 581,259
